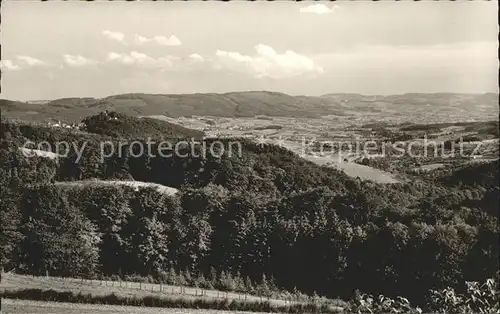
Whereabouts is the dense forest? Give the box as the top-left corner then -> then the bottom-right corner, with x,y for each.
0,114 -> 498,310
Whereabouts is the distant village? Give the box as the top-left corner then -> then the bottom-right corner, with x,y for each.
47,120 -> 84,130
46,110 -> 118,130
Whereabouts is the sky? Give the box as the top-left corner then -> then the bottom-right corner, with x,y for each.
1,1 -> 498,101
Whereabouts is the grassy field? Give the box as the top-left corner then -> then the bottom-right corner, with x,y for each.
1,273 -> 345,313
303,154 -> 400,184
1,299 -> 267,314
54,180 -> 179,195
0,273 -> 305,307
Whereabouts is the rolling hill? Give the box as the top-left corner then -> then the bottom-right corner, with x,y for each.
1,92 -> 497,123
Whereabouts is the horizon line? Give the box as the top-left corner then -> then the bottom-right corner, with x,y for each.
3,90 -> 499,103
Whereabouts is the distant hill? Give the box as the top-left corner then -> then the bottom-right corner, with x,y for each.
1,91 -> 498,123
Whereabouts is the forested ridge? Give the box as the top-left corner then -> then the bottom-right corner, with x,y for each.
1,92 -> 497,122
0,115 -> 498,310
82,111 -> 205,139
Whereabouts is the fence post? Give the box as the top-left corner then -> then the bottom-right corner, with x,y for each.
139,282 -> 142,290
46,270 -> 49,278
160,284 -> 162,292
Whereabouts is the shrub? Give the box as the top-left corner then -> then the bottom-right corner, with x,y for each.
347,291 -> 422,314
428,278 -> 499,313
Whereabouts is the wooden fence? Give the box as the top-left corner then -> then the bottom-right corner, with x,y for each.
1,270 -> 298,306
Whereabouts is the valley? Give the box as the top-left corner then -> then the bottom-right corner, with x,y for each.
1,92 -> 498,313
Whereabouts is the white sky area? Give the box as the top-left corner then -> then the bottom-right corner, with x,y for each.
0,1 -> 498,101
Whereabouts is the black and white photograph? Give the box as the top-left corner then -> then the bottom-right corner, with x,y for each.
0,1 -> 498,313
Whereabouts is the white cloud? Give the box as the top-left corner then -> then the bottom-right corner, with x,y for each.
134,34 -> 182,46
135,35 -> 149,44
16,55 -> 46,66
299,4 -> 338,14
189,54 -> 204,62
102,30 -> 126,43
0,59 -> 21,71
1,56 -> 47,71
106,51 -> 173,68
215,44 -> 323,79
63,54 -> 97,67
102,30 -> 181,47
155,35 -> 181,46
107,52 -> 131,64
130,51 -> 153,63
